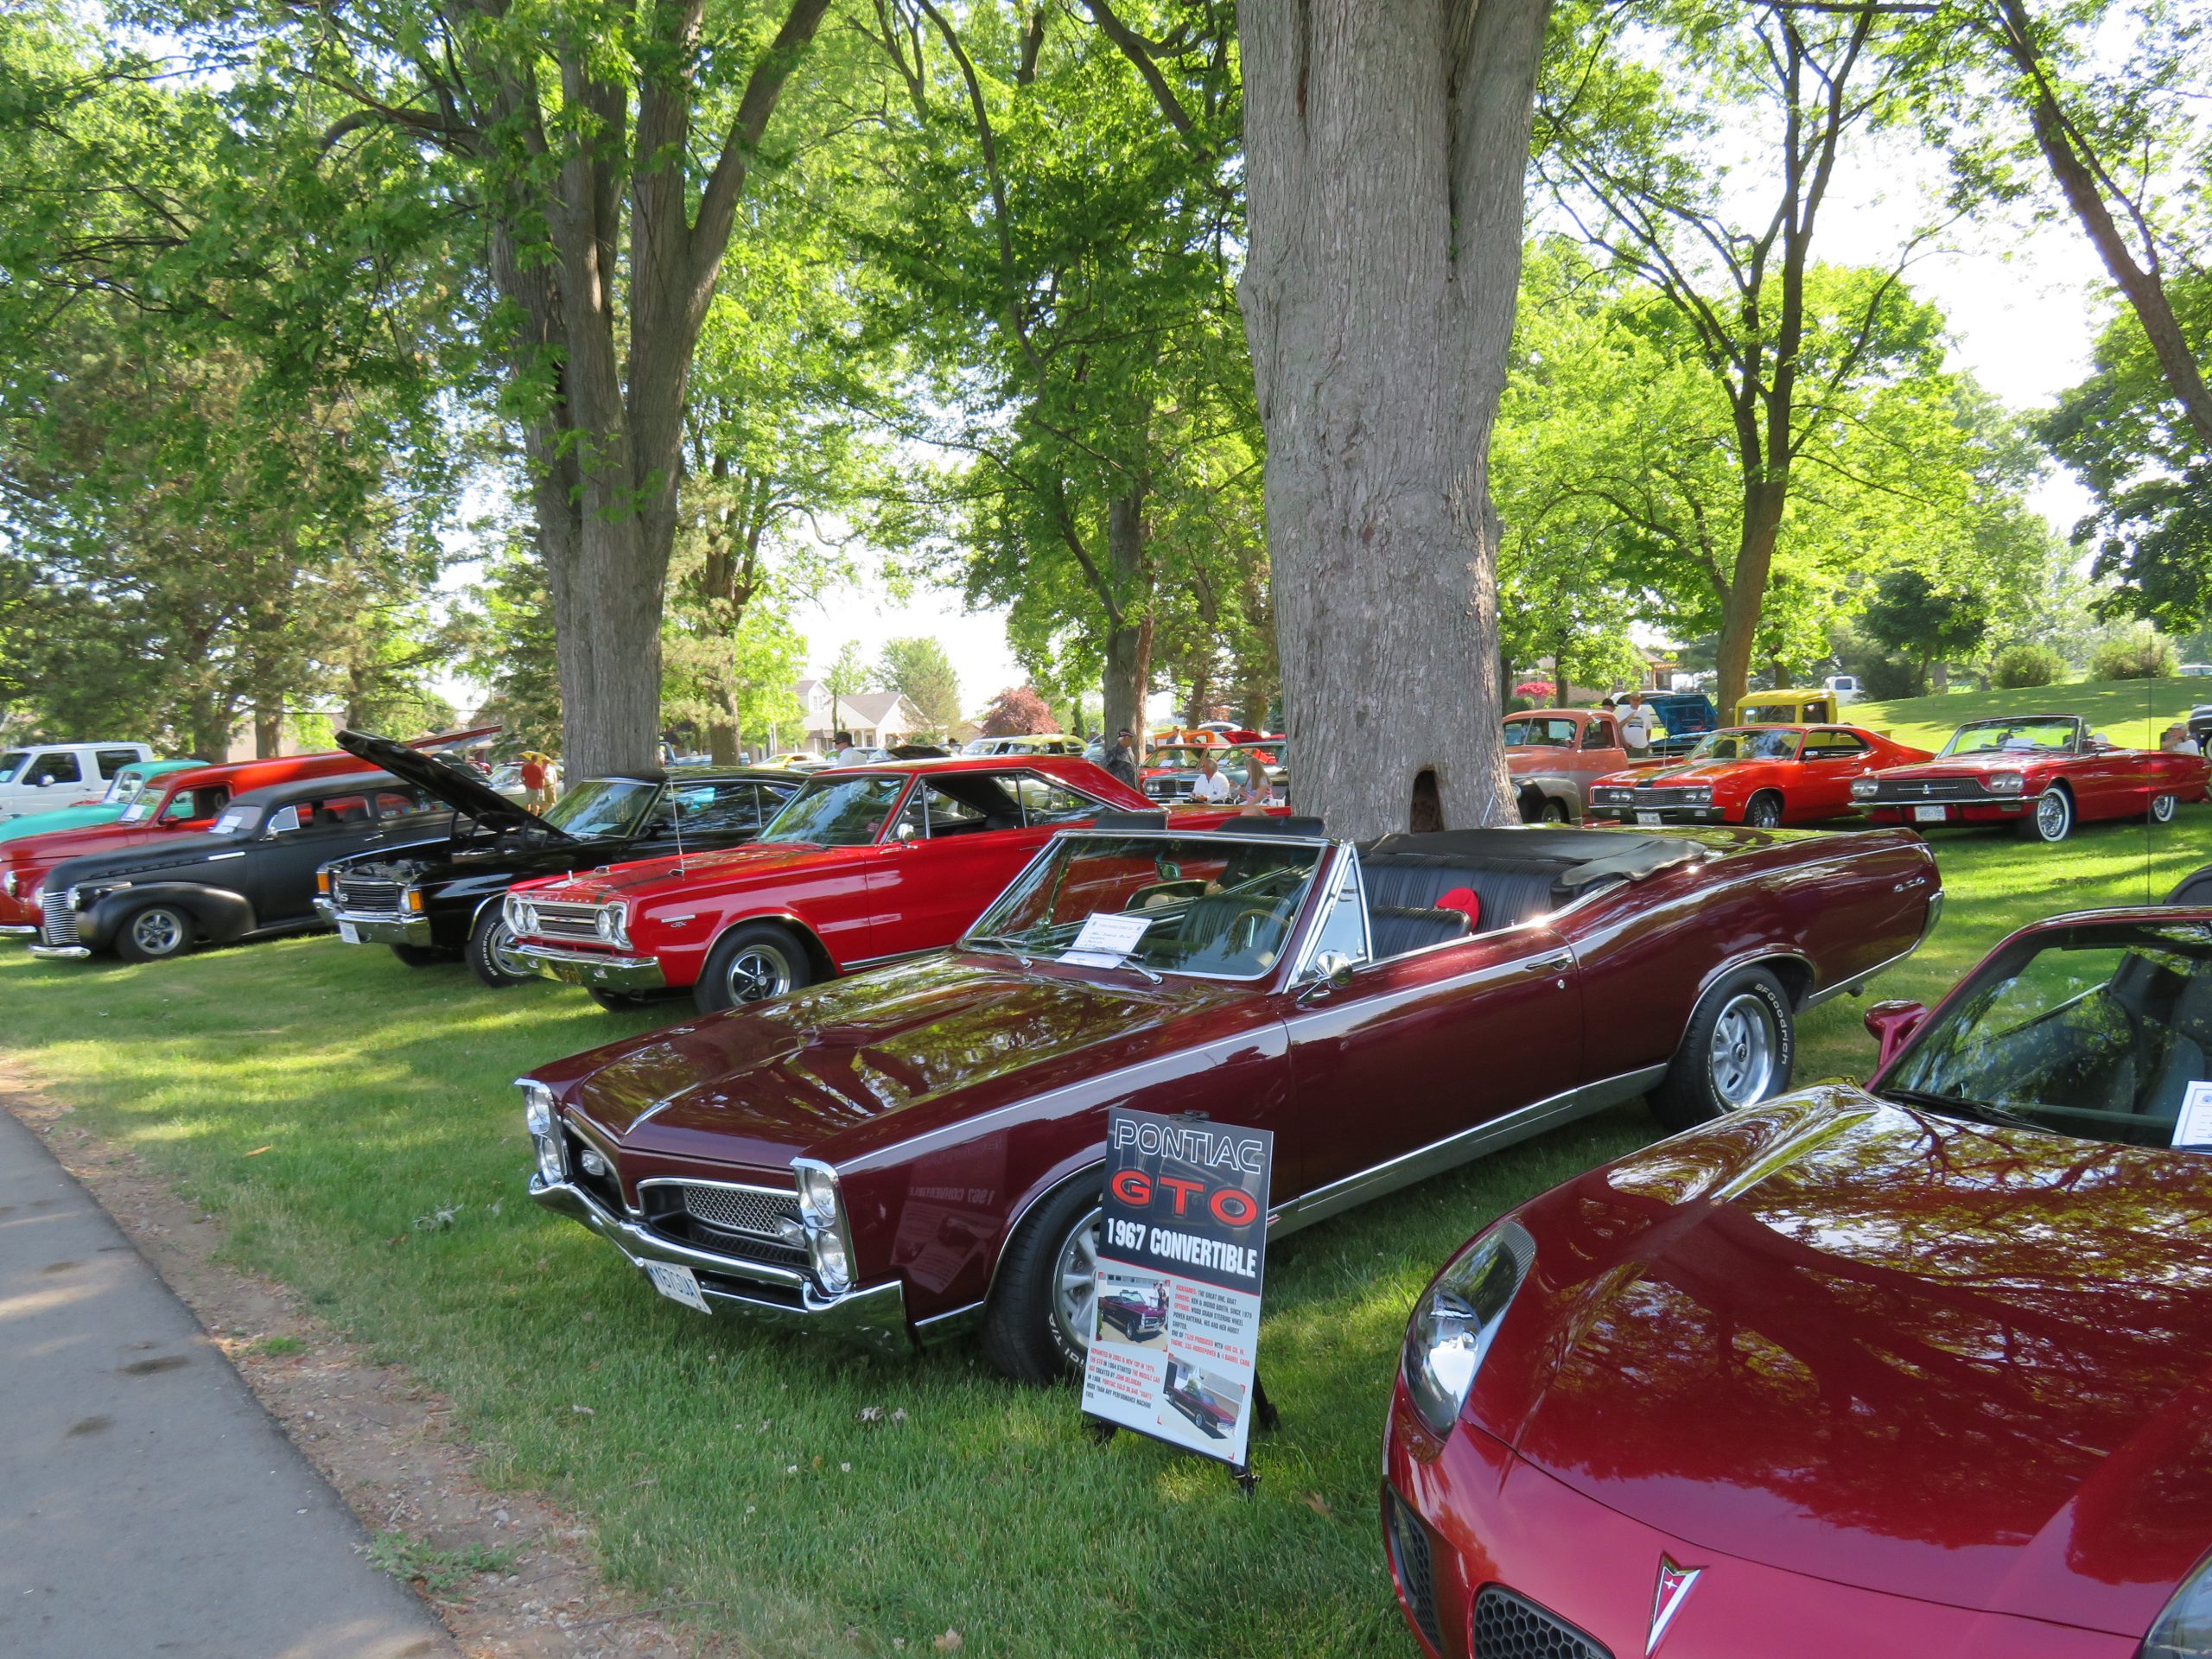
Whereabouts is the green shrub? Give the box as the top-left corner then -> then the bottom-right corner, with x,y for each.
1990,643 -> 2065,689
2089,632 -> 2178,681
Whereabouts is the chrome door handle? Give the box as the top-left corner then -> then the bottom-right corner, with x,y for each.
1535,951 -> 1573,972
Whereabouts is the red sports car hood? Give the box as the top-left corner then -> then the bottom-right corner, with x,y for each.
524,840 -> 874,904
1874,752 -> 2056,779
1484,1087 -> 2212,1636
550,954 -> 1257,1170
1618,759 -> 1753,786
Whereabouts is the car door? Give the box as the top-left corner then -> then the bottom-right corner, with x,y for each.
1795,728 -> 1875,817
863,772 -> 1061,958
248,788 -> 381,923
1278,855 -> 1583,1202
1575,715 -> 1628,797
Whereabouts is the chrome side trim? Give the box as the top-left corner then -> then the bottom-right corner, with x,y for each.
912,1299 -> 986,1345
1802,939 -> 1923,1008
1263,1065 -> 1668,1240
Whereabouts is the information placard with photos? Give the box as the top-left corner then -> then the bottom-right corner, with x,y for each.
1080,1106 -> 1272,1467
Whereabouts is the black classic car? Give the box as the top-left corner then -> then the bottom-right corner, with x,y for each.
315,729 -> 804,987
28,772 -> 449,963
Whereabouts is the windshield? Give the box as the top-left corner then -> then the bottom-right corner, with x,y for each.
0,751 -> 26,785
1883,921 -> 2212,1147
964,832 -> 1326,979
211,806 -> 261,837
758,774 -> 907,846
540,779 -> 658,839
101,767 -> 146,805
1943,719 -> 2079,757
1738,702 -> 1804,726
1684,728 -> 1800,763
1503,717 -> 1578,749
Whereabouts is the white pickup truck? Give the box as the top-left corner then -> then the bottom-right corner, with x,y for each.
0,742 -> 156,823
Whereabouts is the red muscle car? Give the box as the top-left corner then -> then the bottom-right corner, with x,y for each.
1586,724 -> 1934,828
0,725 -> 496,938
1503,709 -> 1630,823
515,817 -> 1939,1382
505,756 -> 1237,1013
1852,713 -> 2209,842
1383,894 -> 2212,1659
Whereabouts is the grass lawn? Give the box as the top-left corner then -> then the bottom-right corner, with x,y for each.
1849,674 -> 2211,752
2,815 -> 2206,1656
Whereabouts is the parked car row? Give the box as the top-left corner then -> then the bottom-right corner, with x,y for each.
16,715 -> 2212,1659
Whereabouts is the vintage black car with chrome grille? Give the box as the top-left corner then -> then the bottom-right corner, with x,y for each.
314,728 -> 801,988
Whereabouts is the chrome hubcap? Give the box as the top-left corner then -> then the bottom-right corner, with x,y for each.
1708,994 -> 1777,1107
132,910 -> 182,955
2153,794 -> 2177,823
726,944 -> 793,1003
488,921 -> 532,979
2037,792 -> 2069,837
1052,1206 -> 1103,1355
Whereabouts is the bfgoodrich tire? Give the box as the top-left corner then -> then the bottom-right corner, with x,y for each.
980,1179 -> 1102,1384
694,923 -> 812,1014
466,906 -> 535,988
1648,966 -> 1796,1133
2018,786 -> 2074,842
114,903 -> 194,964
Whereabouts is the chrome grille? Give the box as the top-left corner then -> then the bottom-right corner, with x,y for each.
40,895 -> 79,948
528,899 -> 608,941
677,1183 -> 801,1242
1865,778 -> 1996,804
334,874 -> 404,916
1386,1490 -> 1443,1650
1146,777 -> 1194,800
1471,1586 -> 1611,1659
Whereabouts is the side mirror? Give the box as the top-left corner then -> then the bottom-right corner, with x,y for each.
893,820 -> 918,843
1865,999 -> 1929,1068
1309,950 -> 1357,990
30,777 -> 51,788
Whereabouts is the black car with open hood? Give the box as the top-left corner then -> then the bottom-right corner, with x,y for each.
29,770 -> 450,963
315,729 -> 804,987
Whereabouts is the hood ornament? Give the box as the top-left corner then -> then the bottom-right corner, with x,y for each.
1647,1555 -> 1701,1655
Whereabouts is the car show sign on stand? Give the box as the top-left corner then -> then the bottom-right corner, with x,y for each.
1081,1107 -> 1272,1468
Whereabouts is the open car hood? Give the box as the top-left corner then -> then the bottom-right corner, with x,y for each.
335,728 -> 563,839
1487,1089 -> 2212,1637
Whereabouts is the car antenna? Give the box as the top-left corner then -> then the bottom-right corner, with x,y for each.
671,780 -> 687,874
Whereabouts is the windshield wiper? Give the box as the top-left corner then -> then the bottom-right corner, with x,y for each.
963,933 -> 1038,963
1879,1087 -> 2049,1134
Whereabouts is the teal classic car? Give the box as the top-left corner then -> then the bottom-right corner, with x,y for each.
0,758 -> 204,845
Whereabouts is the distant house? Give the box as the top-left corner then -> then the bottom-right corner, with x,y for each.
791,678 -> 930,751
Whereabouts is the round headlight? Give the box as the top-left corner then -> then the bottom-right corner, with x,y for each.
796,1162 -> 840,1226
2142,1547 -> 2212,1658
810,1228 -> 851,1294
594,907 -> 615,940
518,901 -> 540,934
1402,1220 -> 1536,1439
536,1134 -> 566,1185
1988,772 -> 2026,795
520,1080 -> 554,1139
1850,779 -> 1877,799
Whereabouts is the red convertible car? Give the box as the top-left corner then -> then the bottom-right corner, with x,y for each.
1852,713 -> 2209,842
515,817 -> 1939,1382
1586,724 -> 1934,828
505,756 -> 1242,1012
1382,893 -> 2212,1659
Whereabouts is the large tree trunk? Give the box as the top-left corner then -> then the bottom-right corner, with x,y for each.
1713,480 -> 1787,718
254,702 -> 283,759
1101,491 -> 1154,751
1239,0 -> 1550,841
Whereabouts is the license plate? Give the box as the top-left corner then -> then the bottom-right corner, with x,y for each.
1912,805 -> 1949,823
643,1261 -> 709,1313
1636,811 -> 1662,826
337,920 -> 359,944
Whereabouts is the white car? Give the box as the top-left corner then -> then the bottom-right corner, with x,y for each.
0,742 -> 156,822
2180,663 -> 2212,677
1823,674 -> 1863,704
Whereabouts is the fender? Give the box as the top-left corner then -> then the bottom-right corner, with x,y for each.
1516,773 -> 1584,823
701,908 -> 837,980
80,882 -> 256,950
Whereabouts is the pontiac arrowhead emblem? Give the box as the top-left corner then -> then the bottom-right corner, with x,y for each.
1647,1555 -> 1701,1655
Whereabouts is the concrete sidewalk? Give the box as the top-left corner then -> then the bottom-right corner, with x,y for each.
0,1108 -> 455,1659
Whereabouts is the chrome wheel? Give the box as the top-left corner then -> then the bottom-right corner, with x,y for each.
1051,1205 -> 1103,1357
2034,789 -> 2071,841
1745,793 -> 1783,829
486,919 -> 534,979
723,942 -> 795,1004
2152,793 -> 2177,824
130,908 -> 183,957
1707,992 -> 1777,1107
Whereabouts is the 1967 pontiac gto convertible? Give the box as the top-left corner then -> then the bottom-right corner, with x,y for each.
517,818 -> 1940,1382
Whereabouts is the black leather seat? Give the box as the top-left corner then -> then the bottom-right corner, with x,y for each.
1360,853 -> 1560,934
1369,905 -> 1472,959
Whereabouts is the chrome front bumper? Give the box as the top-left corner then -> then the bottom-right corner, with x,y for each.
517,942 -> 668,993
28,944 -> 90,960
0,924 -> 36,938
313,897 -> 433,946
528,1176 -> 913,1355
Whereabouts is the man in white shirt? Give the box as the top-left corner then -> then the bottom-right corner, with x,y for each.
832,729 -> 871,766
1189,752 -> 1235,803
1617,693 -> 1661,756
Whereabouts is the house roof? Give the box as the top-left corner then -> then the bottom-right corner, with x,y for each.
796,686 -> 920,727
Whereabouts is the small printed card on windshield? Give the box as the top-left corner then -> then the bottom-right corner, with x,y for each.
2173,1082 -> 2212,1151
1059,912 -> 1151,969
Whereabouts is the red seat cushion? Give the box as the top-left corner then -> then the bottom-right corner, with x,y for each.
1436,886 -> 1481,927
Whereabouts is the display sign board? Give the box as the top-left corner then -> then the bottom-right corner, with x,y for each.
2174,1081 -> 2212,1151
1080,1107 -> 1272,1467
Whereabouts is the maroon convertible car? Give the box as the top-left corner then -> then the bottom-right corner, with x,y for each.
1383,888 -> 2212,1659
518,817 -> 1939,1381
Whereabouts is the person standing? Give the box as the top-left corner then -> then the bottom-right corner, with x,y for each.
1189,752 -> 1234,804
1617,692 -> 1659,757
1103,728 -> 1141,790
832,729 -> 870,766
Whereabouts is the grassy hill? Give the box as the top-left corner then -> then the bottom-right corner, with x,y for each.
1849,676 -> 2212,751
